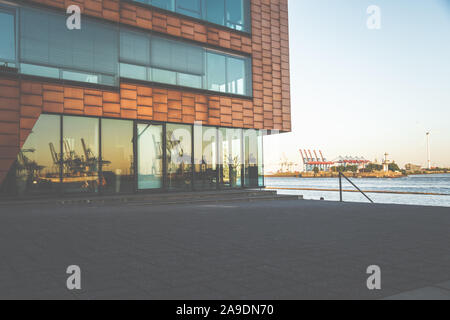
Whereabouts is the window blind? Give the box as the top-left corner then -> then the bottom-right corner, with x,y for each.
151,36 -> 204,76
20,8 -> 118,76
120,30 -> 150,66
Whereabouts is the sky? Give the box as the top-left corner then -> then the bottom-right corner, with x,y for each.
264,0 -> 450,172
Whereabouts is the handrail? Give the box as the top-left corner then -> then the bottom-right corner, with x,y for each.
339,172 -> 374,203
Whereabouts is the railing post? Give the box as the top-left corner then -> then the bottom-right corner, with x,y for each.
339,171 -> 374,204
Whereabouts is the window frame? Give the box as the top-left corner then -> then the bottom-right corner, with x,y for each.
130,0 -> 252,34
3,112 -> 266,197
0,5 -> 18,66
119,26 -> 252,97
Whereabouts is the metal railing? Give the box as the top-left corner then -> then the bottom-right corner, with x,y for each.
339,172 -> 374,203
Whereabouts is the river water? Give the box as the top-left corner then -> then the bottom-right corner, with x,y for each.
265,174 -> 450,207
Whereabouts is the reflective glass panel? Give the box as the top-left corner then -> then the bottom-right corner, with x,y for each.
15,114 -> 60,196
137,123 -> 164,190
207,52 -> 226,93
194,125 -> 217,190
218,128 -> 242,188
0,11 -> 15,62
166,124 -> 192,191
244,129 -> 263,187
101,119 -> 135,194
227,56 -> 245,95
62,116 -> 99,193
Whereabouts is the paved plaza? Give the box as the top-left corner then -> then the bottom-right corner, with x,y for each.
0,199 -> 449,299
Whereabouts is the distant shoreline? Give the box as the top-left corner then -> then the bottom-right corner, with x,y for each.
266,187 -> 449,197
264,172 -> 449,179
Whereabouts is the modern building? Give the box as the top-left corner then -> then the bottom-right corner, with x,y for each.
0,0 -> 291,197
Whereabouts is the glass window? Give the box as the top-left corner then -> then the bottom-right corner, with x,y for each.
20,63 -> 60,79
15,115 -> 61,196
120,30 -> 150,66
132,0 -> 250,33
227,56 -> 246,95
244,129 -> 263,187
151,36 -> 204,76
20,7 -> 118,86
176,0 -> 202,19
62,70 -> 99,84
218,128 -> 242,188
150,0 -> 175,11
226,0 -> 246,31
178,73 -> 202,89
62,116 -> 100,194
166,124 -> 192,191
152,68 -> 177,85
119,27 -> 251,96
194,125 -> 217,190
120,63 -> 149,81
0,10 -> 16,63
206,0 -> 225,26
101,119 -> 135,194
207,52 -> 226,93
137,123 -> 164,190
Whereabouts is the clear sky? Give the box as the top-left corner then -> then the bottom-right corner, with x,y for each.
265,0 -> 450,172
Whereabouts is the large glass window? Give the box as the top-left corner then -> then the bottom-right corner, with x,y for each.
207,51 -> 251,96
227,55 -> 250,95
176,0 -> 202,19
207,51 -> 226,93
20,7 -> 118,86
62,116 -> 100,194
244,129 -> 264,187
206,0 -> 225,26
101,119 -> 135,194
166,124 -> 193,191
15,115 -> 61,196
194,125 -> 217,190
134,0 -> 251,33
218,128 -> 242,188
151,36 -> 204,85
137,123 -> 164,190
121,29 -> 252,96
3,3 -> 251,94
0,9 -> 16,65
1,113 -> 267,198
225,0 -> 249,31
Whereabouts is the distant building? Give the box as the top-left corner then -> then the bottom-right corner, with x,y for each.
332,156 -> 370,170
405,163 -> 422,172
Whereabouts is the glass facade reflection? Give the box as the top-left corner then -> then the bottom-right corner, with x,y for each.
15,115 -> 60,196
219,128 -> 242,188
194,125 -> 218,190
101,119 -> 135,193
62,116 -> 100,193
166,124 -> 193,191
244,129 -> 264,187
138,123 -> 164,190
1,115 -> 265,197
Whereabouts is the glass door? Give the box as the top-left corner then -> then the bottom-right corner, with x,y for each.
137,123 -> 164,190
